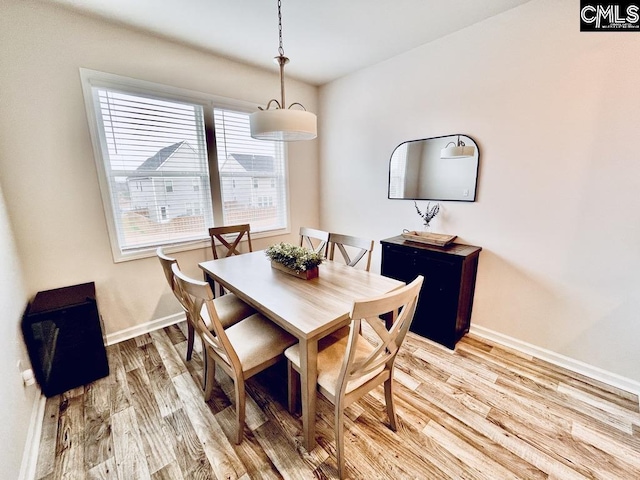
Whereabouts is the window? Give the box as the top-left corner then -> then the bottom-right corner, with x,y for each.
214,108 -> 287,231
81,69 -> 289,261
256,196 -> 274,207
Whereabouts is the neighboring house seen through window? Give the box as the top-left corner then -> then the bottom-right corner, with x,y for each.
81,69 -> 289,261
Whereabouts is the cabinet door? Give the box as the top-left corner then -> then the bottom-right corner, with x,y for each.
411,255 -> 460,347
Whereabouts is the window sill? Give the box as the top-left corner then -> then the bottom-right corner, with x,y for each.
112,227 -> 291,263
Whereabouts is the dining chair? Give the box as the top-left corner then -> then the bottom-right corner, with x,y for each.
208,224 -> 253,297
299,226 -> 330,256
156,247 -> 255,361
328,232 -> 375,272
285,275 -> 424,478
209,223 -> 252,259
172,263 -> 297,444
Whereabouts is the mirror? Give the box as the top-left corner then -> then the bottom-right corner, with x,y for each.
388,134 -> 479,202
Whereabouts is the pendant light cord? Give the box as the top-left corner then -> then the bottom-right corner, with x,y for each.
278,0 -> 284,57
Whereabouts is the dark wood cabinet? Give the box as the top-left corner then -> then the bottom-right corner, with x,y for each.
22,282 -> 109,397
380,236 -> 481,349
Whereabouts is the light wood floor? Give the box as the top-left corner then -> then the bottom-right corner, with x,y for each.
35,322 -> 640,479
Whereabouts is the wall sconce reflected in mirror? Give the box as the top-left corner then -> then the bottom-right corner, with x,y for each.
441,135 -> 475,158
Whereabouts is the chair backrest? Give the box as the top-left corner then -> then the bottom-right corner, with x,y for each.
299,227 -> 330,256
156,247 -> 190,312
171,263 -> 242,375
328,233 -> 374,272
209,224 -> 252,260
337,275 -> 424,399
156,247 -> 178,291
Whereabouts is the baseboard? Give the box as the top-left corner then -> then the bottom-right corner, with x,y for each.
470,324 -> 640,396
18,388 -> 46,480
105,312 -> 185,346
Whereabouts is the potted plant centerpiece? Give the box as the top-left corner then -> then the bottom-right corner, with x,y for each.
265,242 -> 324,280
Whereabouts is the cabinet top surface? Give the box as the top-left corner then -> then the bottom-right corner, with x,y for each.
381,235 -> 482,257
29,282 -> 96,314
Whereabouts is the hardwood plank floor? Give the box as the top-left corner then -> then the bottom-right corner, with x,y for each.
35,323 -> 640,479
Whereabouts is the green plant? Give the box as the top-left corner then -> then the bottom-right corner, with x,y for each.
414,201 -> 440,228
265,242 -> 324,272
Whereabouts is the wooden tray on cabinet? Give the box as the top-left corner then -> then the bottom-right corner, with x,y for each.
401,231 -> 457,247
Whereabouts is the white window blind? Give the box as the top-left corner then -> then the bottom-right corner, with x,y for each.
214,108 -> 287,232
91,88 -> 214,253
389,143 -> 407,198
81,70 -> 290,261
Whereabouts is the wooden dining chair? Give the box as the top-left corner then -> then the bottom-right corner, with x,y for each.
172,264 -> 297,444
285,275 -> 424,478
299,226 -> 330,256
328,232 -> 374,272
156,247 -> 255,362
208,224 -> 252,296
209,224 -> 252,259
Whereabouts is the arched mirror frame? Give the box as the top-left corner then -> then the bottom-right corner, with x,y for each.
388,134 -> 480,202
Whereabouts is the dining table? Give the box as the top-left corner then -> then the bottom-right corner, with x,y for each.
199,250 -> 404,451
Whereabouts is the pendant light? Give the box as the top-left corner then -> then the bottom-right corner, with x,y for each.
440,135 -> 476,158
250,0 -> 317,142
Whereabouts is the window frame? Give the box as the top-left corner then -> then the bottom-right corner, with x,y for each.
80,68 -> 291,262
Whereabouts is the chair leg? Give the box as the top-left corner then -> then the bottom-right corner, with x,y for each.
203,354 -> 216,400
204,273 -> 225,298
384,377 -> 397,431
234,378 -> 246,444
186,321 -> 195,361
334,403 -> 346,479
287,360 -> 300,414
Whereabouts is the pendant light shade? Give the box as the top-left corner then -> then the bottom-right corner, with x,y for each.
250,0 -> 317,142
250,108 -> 317,141
441,135 -> 475,158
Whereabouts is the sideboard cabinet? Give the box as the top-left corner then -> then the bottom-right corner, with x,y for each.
380,236 -> 481,349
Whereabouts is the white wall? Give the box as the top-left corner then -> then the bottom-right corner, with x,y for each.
0,0 -> 319,335
0,182 -> 38,479
319,0 -> 640,383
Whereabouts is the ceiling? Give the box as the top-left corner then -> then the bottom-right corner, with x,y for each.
48,0 -> 531,85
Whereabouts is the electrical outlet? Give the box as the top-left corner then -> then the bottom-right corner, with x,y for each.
17,360 -> 36,386
22,369 -> 36,386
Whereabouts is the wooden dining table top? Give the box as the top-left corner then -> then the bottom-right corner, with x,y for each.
199,250 -> 405,341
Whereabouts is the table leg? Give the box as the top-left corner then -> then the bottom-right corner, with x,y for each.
300,338 -> 318,451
